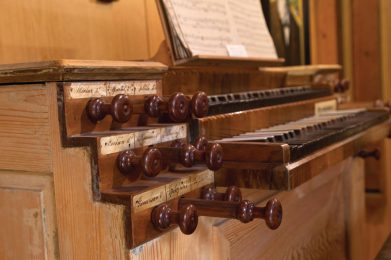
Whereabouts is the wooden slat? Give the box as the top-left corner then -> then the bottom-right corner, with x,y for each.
352,0 -> 382,101
0,171 -> 58,260
0,84 -> 51,172
0,60 -> 167,84
0,0 -> 150,64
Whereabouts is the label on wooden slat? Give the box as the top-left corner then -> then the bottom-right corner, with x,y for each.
134,128 -> 162,147
99,124 -> 187,155
131,170 -> 214,213
315,99 -> 337,115
68,80 -> 157,99
132,188 -> 167,213
166,177 -> 193,200
100,133 -> 135,155
161,124 -> 187,142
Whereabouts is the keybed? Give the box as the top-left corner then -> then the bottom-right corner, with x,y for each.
217,108 -> 388,161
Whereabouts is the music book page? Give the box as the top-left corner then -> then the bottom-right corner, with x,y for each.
160,0 -> 277,59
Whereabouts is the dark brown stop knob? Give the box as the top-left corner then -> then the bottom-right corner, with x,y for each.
179,197 -> 282,230
201,186 -> 242,202
355,149 -> 381,160
334,79 -> 350,93
117,147 -> 163,178
144,93 -> 190,122
190,92 -> 209,118
236,198 -> 282,229
178,143 -> 223,171
86,94 -> 132,123
192,137 -> 223,171
151,203 -> 198,235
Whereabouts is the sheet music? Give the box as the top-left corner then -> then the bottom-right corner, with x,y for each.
161,0 -> 277,59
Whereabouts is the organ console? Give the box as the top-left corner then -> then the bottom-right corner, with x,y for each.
0,58 -> 390,258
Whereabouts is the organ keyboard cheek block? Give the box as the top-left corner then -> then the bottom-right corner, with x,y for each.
0,60 -> 282,250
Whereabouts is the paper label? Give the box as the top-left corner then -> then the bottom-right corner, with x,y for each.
132,188 -> 167,213
99,124 -> 187,155
226,44 -> 248,57
131,170 -> 214,213
68,80 -> 157,99
315,99 -> 337,115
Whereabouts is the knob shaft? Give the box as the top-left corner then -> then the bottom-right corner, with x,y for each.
144,93 -> 190,122
190,92 -> 209,118
151,203 -> 198,235
86,94 -> 132,123
356,149 -> 381,160
117,147 -> 163,178
179,198 -> 282,230
201,186 -> 242,202
161,139 -> 223,171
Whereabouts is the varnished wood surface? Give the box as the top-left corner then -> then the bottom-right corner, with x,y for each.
0,84 -> 51,173
194,97 -> 333,140
0,0 -> 152,64
0,60 -> 167,83
0,171 -> 58,260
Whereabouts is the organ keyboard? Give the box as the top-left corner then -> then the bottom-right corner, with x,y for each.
1,59 -> 390,258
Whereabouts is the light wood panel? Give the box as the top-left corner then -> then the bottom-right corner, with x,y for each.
214,159 -> 348,259
344,158 -> 366,260
380,0 -> 391,101
0,84 -> 50,173
351,0 -> 382,102
0,0 -> 149,64
309,0 -> 339,64
0,171 -> 58,260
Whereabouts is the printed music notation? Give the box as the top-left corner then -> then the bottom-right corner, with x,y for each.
161,0 -> 277,59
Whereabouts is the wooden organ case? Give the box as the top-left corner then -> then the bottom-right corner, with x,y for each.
0,56 -> 389,260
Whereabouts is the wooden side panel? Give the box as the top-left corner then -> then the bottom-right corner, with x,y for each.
351,0 -> 382,101
214,159 -> 348,259
0,172 -> 58,260
0,84 -> 50,173
48,84 -> 129,259
0,0 -> 149,64
344,158 -> 366,260
310,0 -> 339,64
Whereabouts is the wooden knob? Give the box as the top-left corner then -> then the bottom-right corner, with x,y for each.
144,93 -> 190,122
193,136 -> 208,151
205,143 -> 223,171
117,147 -> 163,178
334,79 -> 350,93
237,199 -> 282,229
179,197 -> 282,230
86,94 -> 132,123
356,149 -> 381,160
262,198 -> 283,230
201,186 -> 242,202
151,203 -> 198,235
193,137 -> 223,171
191,92 -> 209,118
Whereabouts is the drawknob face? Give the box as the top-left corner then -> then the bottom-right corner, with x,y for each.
168,92 -> 190,122
111,94 -> 132,123
193,136 -> 208,151
201,186 -> 217,200
86,98 -> 106,122
179,144 -> 197,168
178,204 -> 198,235
264,198 -> 283,230
236,200 -> 255,223
205,143 -> 223,171
225,186 -> 242,202
191,92 -> 209,118
144,95 -> 163,117
117,150 -> 135,173
151,204 -> 172,231
141,147 -> 163,177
